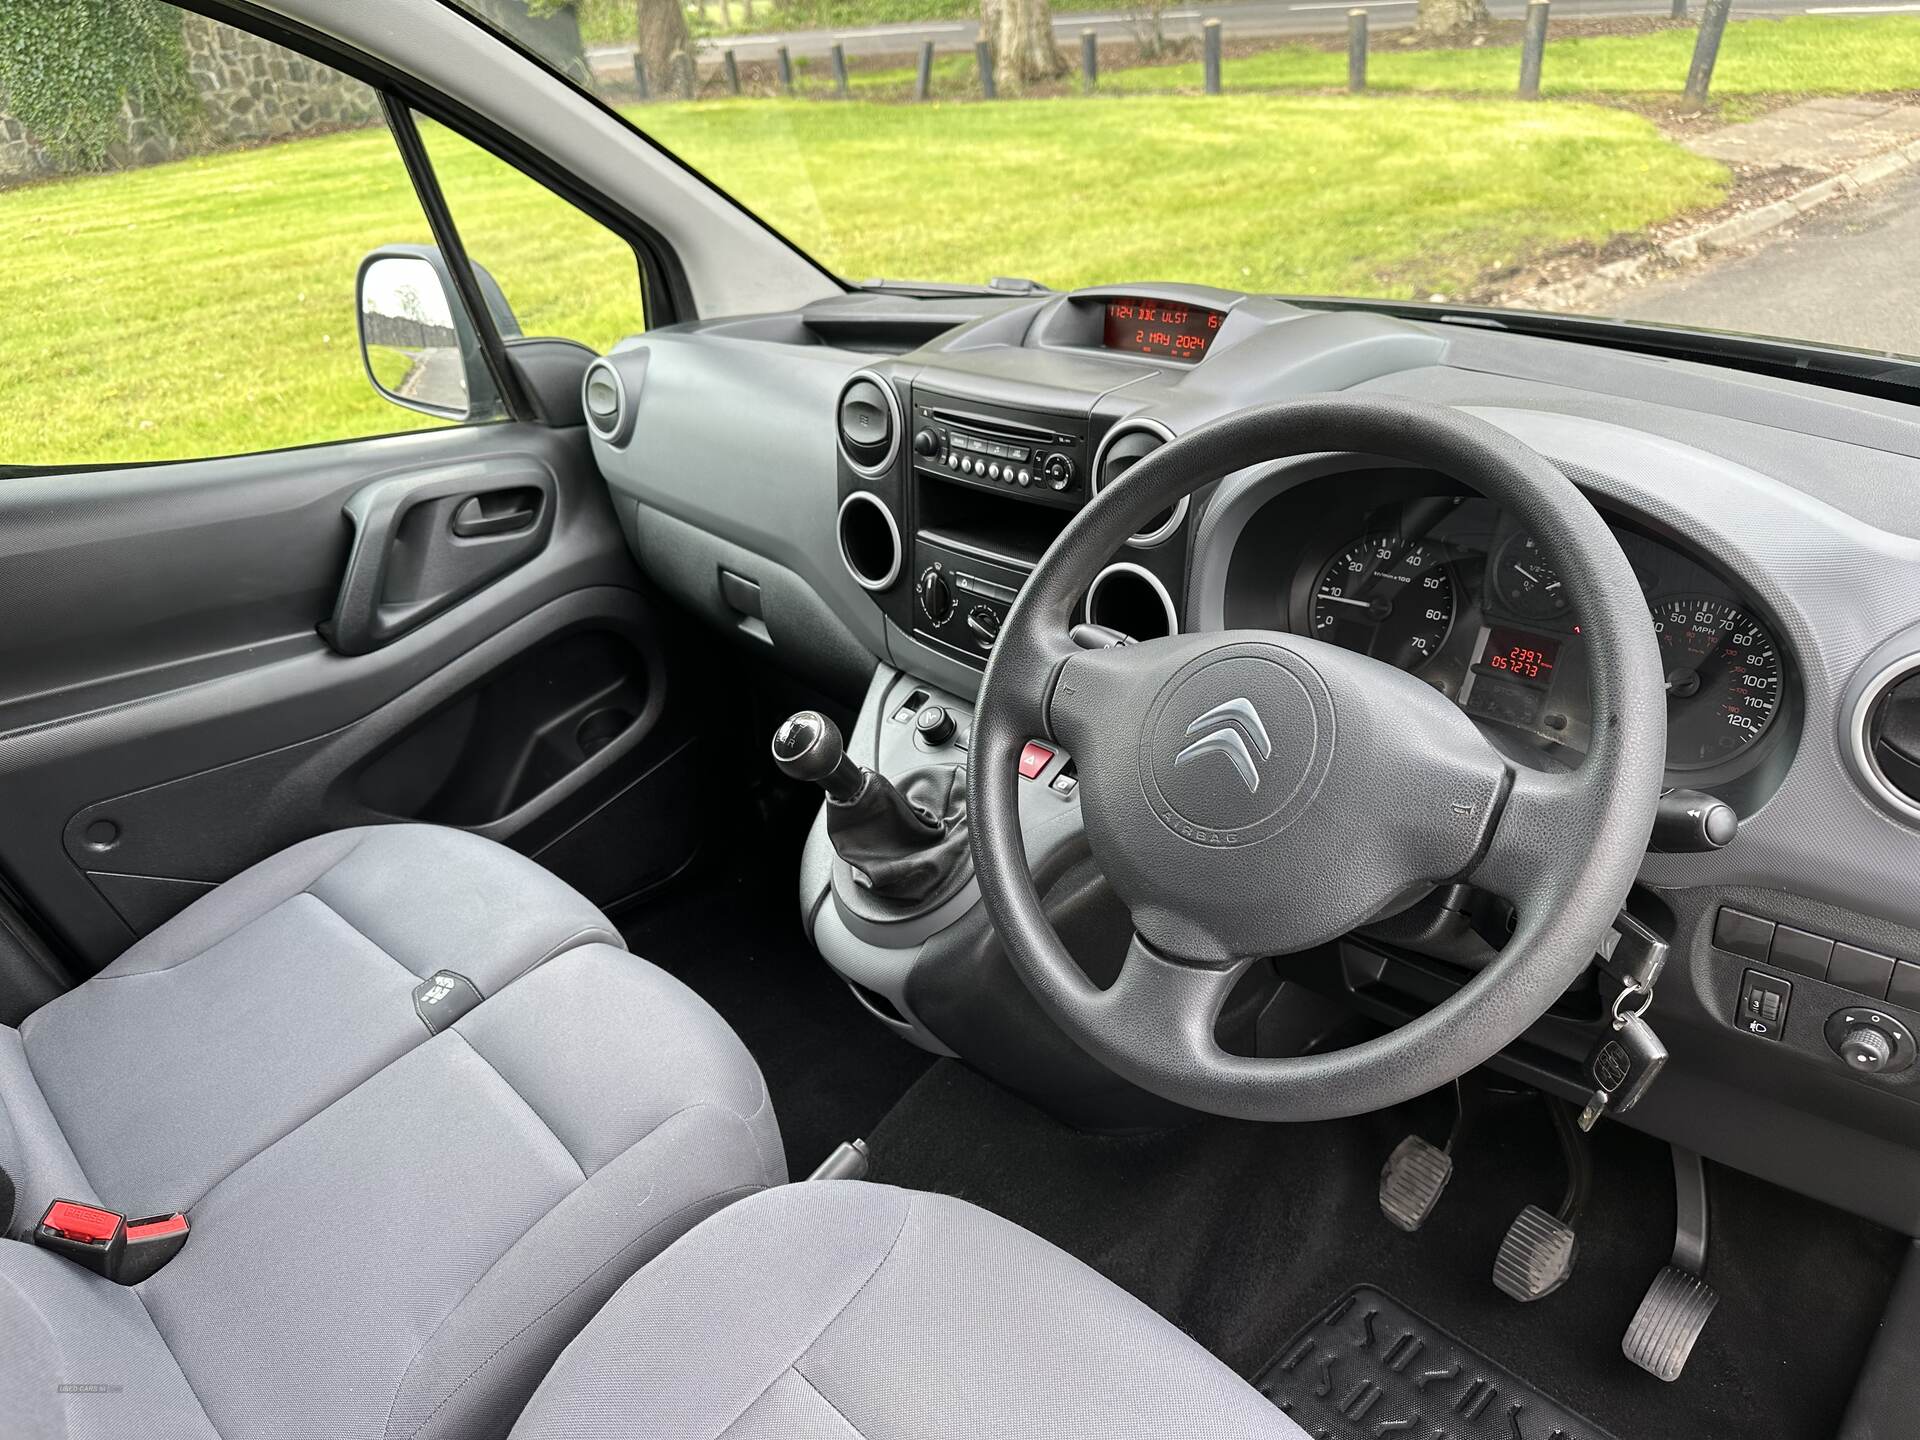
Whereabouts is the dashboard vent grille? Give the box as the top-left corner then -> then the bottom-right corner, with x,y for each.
1861,662 -> 1920,822
581,355 -> 638,446
837,373 -> 900,475
1094,420 -> 1187,548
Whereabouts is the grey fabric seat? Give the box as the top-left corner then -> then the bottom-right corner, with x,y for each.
510,1181 -> 1308,1440
0,824 -> 783,1440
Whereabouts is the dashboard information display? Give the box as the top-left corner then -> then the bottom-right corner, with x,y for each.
1480,627 -> 1561,687
1103,299 -> 1225,361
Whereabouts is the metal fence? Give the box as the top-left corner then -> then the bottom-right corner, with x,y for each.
629,2 -> 1744,109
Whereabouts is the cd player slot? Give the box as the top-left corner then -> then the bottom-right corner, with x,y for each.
921,406 -> 1074,444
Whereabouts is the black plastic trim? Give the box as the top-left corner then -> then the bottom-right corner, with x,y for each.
382,96 -> 531,421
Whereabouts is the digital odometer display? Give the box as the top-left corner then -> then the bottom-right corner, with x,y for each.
1480,627 -> 1561,688
1103,299 -> 1225,361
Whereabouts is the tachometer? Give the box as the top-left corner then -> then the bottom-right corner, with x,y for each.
1491,532 -> 1572,622
1651,595 -> 1783,769
1311,534 -> 1455,672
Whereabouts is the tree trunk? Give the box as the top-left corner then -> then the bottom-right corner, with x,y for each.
1414,0 -> 1492,40
980,0 -> 1068,93
636,0 -> 694,94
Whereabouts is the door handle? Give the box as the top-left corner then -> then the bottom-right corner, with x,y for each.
323,462 -> 555,656
451,488 -> 541,539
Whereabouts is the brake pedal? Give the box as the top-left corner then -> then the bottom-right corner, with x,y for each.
1493,1204 -> 1579,1301
1623,1145 -> 1718,1380
1492,1098 -> 1589,1302
1379,1135 -> 1453,1232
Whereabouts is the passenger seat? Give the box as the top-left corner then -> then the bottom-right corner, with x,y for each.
0,824 -> 783,1439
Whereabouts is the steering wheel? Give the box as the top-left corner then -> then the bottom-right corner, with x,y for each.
970,396 -> 1667,1122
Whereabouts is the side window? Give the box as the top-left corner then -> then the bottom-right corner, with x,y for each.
0,2 -> 493,469
415,115 -> 647,355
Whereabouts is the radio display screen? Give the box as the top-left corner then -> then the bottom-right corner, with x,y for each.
1102,299 -> 1225,362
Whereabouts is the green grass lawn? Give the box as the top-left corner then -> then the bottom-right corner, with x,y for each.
3,92 -> 1721,466
640,94 -> 1722,292
1099,15 -> 1920,97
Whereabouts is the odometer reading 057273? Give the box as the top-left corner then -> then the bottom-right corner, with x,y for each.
1310,534 -> 1456,673
1651,594 -> 1783,769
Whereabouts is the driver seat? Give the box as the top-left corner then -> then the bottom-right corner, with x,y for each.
509,1180 -> 1308,1440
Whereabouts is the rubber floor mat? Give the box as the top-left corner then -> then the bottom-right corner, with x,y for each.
1256,1285 -> 1618,1440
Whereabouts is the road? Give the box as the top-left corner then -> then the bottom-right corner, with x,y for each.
586,0 -> 1913,62
1621,167 -> 1920,359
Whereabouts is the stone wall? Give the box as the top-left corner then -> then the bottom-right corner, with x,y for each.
0,14 -> 381,185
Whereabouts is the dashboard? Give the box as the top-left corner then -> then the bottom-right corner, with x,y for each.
1218,472 -> 1796,794
581,277 -> 1920,1236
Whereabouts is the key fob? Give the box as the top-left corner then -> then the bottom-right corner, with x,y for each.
1580,1013 -> 1668,1131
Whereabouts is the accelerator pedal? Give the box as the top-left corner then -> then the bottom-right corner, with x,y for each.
1622,1145 -> 1718,1380
1492,1204 -> 1579,1302
1622,1265 -> 1719,1382
1379,1135 -> 1454,1233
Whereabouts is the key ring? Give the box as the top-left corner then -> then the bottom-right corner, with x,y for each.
1611,979 -> 1654,1026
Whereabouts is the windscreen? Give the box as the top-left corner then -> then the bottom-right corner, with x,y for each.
439,0 -> 1920,364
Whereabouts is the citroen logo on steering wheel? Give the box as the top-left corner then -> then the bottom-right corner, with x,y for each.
1173,697 -> 1272,793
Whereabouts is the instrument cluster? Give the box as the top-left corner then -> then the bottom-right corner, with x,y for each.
1275,490 -> 1789,781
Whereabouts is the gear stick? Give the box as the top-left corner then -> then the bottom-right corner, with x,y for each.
772,710 -> 971,906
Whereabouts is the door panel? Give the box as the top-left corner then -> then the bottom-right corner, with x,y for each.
0,422 -> 691,978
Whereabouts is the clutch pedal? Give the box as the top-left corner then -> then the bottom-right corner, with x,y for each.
1378,1080 -> 1468,1233
1379,1135 -> 1453,1232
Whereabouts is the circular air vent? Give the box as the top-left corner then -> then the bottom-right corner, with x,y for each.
1854,655 -> 1920,824
837,492 -> 902,592
836,372 -> 900,476
1086,561 -> 1179,641
581,357 -> 635,446
1092,419 -> 1188,548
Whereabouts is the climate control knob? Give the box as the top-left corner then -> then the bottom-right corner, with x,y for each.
966,605 -> 1001,650
917,567 -> 955,625
1042,453 -> 1075,492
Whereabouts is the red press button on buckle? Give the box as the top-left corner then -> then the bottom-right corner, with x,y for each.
42,1201 -> 122,1245
1018,742 -> 1054,780
125,1213 -> 189,1242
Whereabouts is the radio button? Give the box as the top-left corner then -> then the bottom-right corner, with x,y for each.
1043,453 -> 1075,491
946,454 -> 959,469
1016,469 -> 1031,487
987,464 -> 1001,481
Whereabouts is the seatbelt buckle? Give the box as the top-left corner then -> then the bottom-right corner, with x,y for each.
35,1199 -> 189,1284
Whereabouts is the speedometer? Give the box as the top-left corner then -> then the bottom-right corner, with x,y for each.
1311,534 -> 1455,673
1651,595 -> 1783,769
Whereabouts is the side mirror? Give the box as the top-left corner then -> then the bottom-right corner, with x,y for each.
355,245 -> 511,420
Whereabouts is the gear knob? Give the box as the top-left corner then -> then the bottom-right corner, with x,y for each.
772,710 -> 866,803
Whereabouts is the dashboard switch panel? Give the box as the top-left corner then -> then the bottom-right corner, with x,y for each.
1829,943 -> 1896,999
1713,907 -> 1776,963
1737,969 -> 1791,1041
1769,925 -> 1834,981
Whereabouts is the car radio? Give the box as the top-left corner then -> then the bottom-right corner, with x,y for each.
910,391 -> 1090,510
